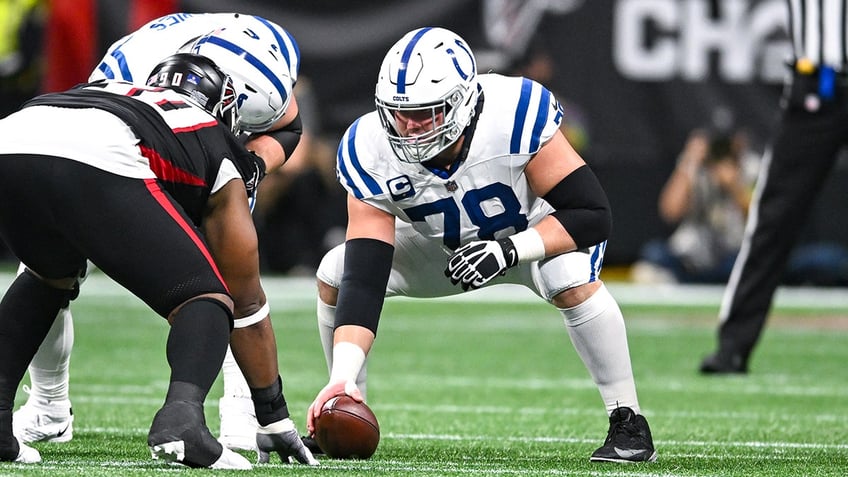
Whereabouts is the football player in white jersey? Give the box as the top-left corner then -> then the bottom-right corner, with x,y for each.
13,12 -> 302,454
305,27 -> 657,463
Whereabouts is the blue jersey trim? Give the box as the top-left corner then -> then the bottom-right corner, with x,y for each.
336,139 -> 360,198
397,27 -> 432,94
529,87 -> 551,152
337,119 -> 383,199
96,62 -> 114,80
589,241 -> 606,282
114,48 -> 133,81
509,78 -> 534,154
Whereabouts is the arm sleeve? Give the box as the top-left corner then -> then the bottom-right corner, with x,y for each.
543,165 -> 612,248
334,238 -> 394,335
262,112 -> 302,158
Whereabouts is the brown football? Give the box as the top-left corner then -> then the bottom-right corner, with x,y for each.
313,395 -> 380,459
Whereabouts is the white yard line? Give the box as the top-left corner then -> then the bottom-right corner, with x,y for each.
3,272 -> 845,310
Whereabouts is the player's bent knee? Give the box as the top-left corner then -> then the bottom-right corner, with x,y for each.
168,293 -> 234,326
22,267 -> 85,308
551,280 -> 602,309
317,279 -> 339,306
316,243 -> 345,290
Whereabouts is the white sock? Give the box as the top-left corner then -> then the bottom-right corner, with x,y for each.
317,296 -> 367,399
559,284 -> 640,415
28,307 -> 73,403
221,347 -> 251,398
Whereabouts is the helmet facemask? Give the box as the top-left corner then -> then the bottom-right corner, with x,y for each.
377,85 -> 470,164
211,76 -> 240,134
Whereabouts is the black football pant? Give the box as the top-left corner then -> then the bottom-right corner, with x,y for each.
715,91 -> 848,363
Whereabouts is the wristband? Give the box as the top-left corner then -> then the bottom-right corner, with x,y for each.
509,228 -> 546,264
233,302 -> 270,329
329,341 -> 366,383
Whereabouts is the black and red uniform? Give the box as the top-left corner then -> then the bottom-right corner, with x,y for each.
0,81 -> 259,316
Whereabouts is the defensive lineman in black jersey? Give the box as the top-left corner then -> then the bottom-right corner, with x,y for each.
0,54 -> 315,468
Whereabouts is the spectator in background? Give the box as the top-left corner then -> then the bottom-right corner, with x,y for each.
632,124 -> 759,284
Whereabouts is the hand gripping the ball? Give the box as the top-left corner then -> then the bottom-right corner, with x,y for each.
445,238 -> 518,291
307,379 -> 364,436
256,417 -> 319,466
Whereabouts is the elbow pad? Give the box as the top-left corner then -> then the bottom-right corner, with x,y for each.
334,238 -> 394,335
543,165 -> 612,248
263,112 -> 302,158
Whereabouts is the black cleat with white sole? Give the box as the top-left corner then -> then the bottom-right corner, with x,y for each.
589,407 -> 657,463
148,400 -> 250,469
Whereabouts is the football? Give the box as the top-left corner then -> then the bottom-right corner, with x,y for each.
313,395 -> 380,459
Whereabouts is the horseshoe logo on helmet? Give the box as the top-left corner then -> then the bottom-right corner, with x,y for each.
446,39 -> 475,81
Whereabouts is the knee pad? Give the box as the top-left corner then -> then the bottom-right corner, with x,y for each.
316,244 -> 345,289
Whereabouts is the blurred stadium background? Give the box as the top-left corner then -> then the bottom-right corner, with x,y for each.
1,0 -> 847,281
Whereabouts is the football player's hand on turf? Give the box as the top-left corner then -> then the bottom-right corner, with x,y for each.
445,239 -> 518,290
306,379 -> 364,435
256,417 -> 319,466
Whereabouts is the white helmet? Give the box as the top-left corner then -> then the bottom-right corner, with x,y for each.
182,15 -> 297,133
375,27 -> 478,164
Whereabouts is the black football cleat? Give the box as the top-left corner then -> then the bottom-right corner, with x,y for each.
699,351 -> 748,374
590,407 -> 657,463
148,401 -> 250,469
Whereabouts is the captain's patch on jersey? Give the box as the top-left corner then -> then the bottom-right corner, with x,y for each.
387,175 -> 415,200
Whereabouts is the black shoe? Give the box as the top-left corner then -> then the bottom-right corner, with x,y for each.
589,407 -> 657,463
148,401 -> 244,468
301,435 -> 324,455
699,351 -> 747,374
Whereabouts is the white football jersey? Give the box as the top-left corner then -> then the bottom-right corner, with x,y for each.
90,12 -> 299,85
337,74 -> 564,250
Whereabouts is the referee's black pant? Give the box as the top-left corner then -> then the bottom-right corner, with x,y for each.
715,74 -> 848,364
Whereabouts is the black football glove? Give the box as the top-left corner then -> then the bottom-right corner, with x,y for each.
444,238 -> 518,291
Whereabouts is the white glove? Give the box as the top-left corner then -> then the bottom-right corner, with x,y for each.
256,418 -> 319,466
445,239 -> 518,291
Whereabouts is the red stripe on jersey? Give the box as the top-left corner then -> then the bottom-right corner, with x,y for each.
172,120 -> 220,133
140,145 -> 207,186
143,178 -> 229,292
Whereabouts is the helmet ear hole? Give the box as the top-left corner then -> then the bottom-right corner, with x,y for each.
374,27 -> 478,164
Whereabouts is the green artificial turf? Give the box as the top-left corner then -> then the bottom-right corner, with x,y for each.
2,273 -> 846,476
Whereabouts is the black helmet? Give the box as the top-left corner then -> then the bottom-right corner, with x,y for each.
147,52 -> 240,133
